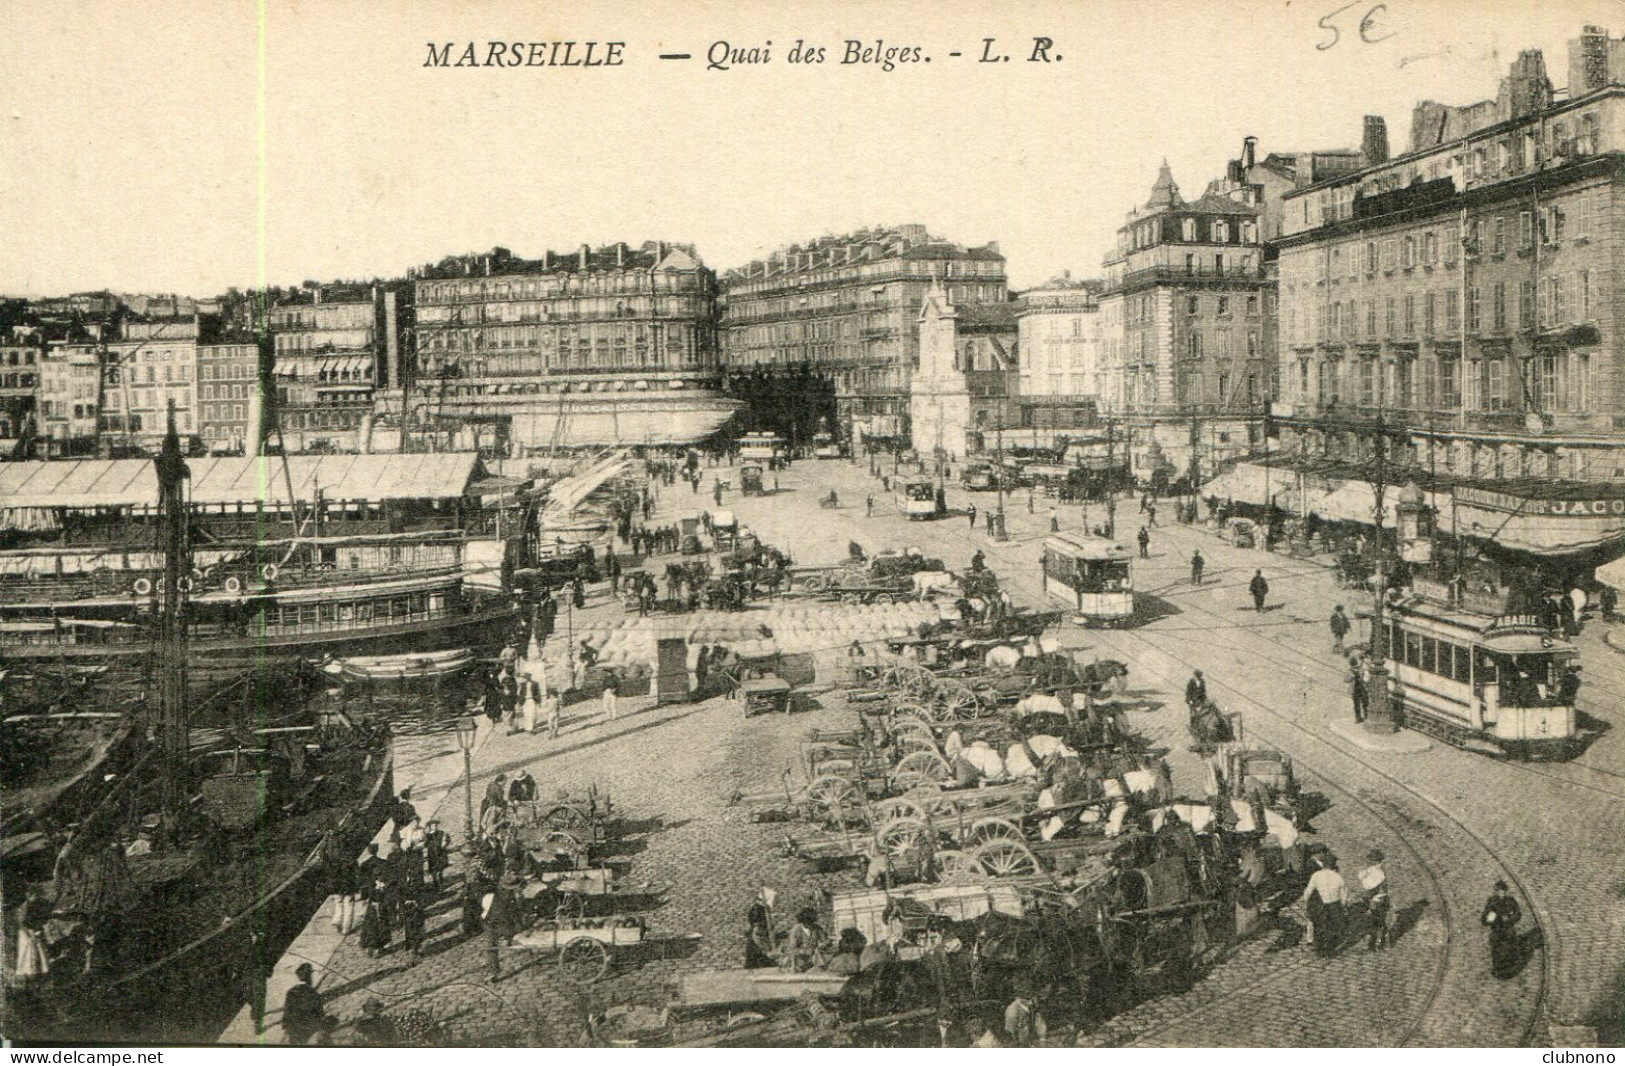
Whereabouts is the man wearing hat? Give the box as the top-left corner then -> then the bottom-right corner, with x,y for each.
418,819 -> 447,893
1361,849 -> 1391,951
1482,880 -> 1522,978
281,963 -> 334,1045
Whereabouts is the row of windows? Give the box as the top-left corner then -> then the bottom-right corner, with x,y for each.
100,412 -> 193,433
1126,217 -> 1259,251
264,592 -> 449,632
1183,331 -> 1263,361
107,365 -> 192,384
1185,293 -> 1261,317
201,362 -> 256,380
39,400 -> 96,419
1291,348 -> 1595,414
2,350 -> 37,366
1382,623 -> 1474,683
267,305 -> 374,331
1292,269 -> 1593,346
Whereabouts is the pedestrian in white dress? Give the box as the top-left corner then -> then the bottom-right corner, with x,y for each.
602,685 -> 619,722
520,674 -> 539,733
544,690 -> 561,738
12,888 -> 51,987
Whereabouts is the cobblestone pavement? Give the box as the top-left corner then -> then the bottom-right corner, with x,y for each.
299,458 -> 1625,1046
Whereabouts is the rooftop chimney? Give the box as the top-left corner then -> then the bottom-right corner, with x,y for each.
616,242 -> 626,267
1243,136 -> 1257,170
1507,50 -> 1553,119
579,244 -> 590,270
1570,25 -> 1610,96
1361,115 -> 1389,166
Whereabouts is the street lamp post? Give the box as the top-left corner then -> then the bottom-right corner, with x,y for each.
453,717 -> 499,980
455,716 -> 477,841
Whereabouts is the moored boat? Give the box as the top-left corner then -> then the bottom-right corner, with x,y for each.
333,647 -> 475,682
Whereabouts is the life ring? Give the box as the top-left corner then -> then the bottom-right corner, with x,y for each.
177,577 -> 195,594
224,576 -> 243,594
262,563 -> 279,582
133,578 -> 153,597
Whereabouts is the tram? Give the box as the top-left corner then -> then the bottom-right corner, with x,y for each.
1041,531 -> 1135,626
736,432 -> 786,463
812,431 -> 842,459
1378,591 -> 1582,759
899,476 -> 939,520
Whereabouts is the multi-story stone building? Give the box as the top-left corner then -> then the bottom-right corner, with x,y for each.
1014,272 -> 1101,441
721,225 -> 1007,445
910,280 -> 1019,458
38,344 -> 102,457
410,243 -> 734,450
1274,28 -> 1625,563
196,339 -> 262,453
265,284 -> 400,452
101,316 -> 200,452
0,335 -> 41,447
1097,163 -> 1279,488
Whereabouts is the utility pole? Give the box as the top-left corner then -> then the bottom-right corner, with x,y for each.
994,396 -> 1008,541
1364,396 -> 1396,733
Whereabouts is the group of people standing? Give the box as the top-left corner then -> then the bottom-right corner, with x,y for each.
326,789 -> 453,966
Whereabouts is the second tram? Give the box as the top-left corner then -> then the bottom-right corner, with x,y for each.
899,477 -> 939,520
1041,531 -> 1135,626
1379,592 -> 1583,759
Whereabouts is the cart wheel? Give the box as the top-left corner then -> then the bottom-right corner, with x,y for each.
872,796 -> 928,824
875,816 -> 934,856
807,774 -> 860,810
974,839 -> 1042,877
560,936 -> 611,984
935,681 -> 980,717
888,712 -> 936,738
895,749 -> 952,782
931,849 -> 988,884
555,893 -> 586,920
873,593 -> 894,605
893,734 -> 941,759
965,817 -> 1025,848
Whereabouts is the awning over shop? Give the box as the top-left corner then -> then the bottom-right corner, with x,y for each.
1596,557 -> 1625,590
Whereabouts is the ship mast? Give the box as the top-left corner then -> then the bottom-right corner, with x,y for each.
154,401 -> 192,839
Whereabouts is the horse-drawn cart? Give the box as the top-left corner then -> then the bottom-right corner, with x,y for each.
514,916 -> 697,984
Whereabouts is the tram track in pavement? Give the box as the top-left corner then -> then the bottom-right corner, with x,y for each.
818,496 -> 1504,1047
742,465 -> 1555,1044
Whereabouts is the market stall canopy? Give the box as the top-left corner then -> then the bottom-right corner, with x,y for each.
1597,556 -> 1625,590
